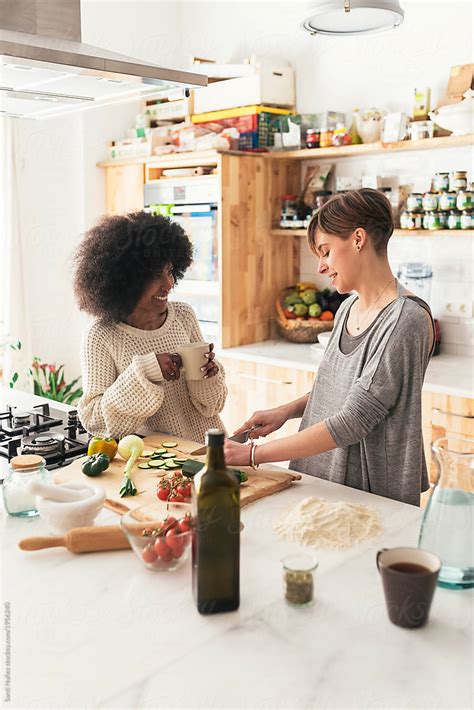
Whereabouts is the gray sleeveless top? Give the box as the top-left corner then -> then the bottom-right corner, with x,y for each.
290,281 -> 434,506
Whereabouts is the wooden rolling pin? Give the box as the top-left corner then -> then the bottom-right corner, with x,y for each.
19,525 -> 131,554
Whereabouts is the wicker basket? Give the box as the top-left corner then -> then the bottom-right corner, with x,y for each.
275,287 -> 334,344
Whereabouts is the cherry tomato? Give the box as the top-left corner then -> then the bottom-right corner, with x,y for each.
176,483 -> 188,497
163,516 -> 177,530
177,516 -> 192,534
141,545 -> 158,564
169,491 -> 184,503
171,541 -> 185,558
160,545 -> 173,563
153,539 -> 169,558
157,480 -> 171,501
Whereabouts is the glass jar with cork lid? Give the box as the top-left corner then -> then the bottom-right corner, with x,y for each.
3,455 -> 47,517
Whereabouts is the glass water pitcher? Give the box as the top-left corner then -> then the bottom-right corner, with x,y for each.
418,436 -> 474,589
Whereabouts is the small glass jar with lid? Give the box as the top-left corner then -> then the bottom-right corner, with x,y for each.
319,129 -> 334,149
456,190 -> 473,211
460,211 -> 472,230
426,211 -> 447,231
447,210 -> 462,230
438,192 -> 457,211
312,190 -> 332,211
305,129 -> 320,149
422,212 -> 431,230
280,194 -> 298,228
3,455 -> 47,517
401,211 -> 423,230
422,192 -> 439,211
406,193 -> 423,212
449,171 -> 467,192
433,172 -> 450,192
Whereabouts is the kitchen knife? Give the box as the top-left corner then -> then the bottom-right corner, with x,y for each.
190,425 -> 261,456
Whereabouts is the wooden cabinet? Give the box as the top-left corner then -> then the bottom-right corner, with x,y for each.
218,355 -> 315,440
422,390 -> 474,482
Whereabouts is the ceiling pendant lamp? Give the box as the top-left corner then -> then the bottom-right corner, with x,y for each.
302,0 -> 404,36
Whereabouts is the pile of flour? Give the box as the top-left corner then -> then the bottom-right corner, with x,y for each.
274,496 -> 382,549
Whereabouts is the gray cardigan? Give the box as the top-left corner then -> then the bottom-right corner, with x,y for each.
290,282 -> 434,506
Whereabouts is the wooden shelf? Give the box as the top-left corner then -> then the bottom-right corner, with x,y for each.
265,134 -> 473,160
98,134 -> 473,169
98,149 -> 221,169
271,228 -> 474,238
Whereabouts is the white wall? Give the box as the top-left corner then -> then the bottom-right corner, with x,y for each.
7,0 -> 474,383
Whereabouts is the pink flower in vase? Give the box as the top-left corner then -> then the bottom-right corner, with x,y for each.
48,364 -> 57,374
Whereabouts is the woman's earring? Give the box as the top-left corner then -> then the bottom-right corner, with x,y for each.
356,245 -> 361,252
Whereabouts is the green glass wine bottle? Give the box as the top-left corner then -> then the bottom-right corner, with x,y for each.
192,429 -> 240,614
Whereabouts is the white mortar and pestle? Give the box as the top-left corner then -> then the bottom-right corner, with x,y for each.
27,480 -> 106,535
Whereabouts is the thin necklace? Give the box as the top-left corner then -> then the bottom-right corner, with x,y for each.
356,277 -> 396,332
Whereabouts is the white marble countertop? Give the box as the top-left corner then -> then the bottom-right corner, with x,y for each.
2,472 -> 472,709
218,341 -> 474,399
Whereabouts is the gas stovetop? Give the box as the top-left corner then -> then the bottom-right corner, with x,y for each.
0,403 -> 89,480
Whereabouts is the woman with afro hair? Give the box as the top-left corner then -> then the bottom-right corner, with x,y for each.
74,211 -> 227,441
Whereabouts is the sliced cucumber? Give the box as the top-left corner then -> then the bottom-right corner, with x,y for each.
140,450 -> 154,458
164,462 -> 180,470
173,458 -> 188,464
153,448 -> 167,455
148,460 -> 166,468
138,463 -> 151,470
161,441 -> 177,448
161,453 -> 176,459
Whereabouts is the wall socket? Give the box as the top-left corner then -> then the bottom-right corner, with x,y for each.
441,300 -> 473,320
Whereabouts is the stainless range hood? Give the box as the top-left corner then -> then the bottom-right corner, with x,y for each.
0,0 -> 207,119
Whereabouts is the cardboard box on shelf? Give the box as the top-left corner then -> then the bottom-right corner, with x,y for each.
145,96 -> 194,123
437,63 -> 474,108
193,65 -> 295,114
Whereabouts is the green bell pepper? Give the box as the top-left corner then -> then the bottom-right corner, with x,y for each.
81,452 -> 110,477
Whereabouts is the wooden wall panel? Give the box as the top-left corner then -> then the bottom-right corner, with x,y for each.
220,155 -> 301,347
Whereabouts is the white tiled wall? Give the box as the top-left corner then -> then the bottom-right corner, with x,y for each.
299,148 -> 474,356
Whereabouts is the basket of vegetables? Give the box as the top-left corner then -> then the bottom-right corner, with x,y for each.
276,282 -> 348,344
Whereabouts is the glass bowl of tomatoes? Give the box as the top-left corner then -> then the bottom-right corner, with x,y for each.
120,502 -> 193,572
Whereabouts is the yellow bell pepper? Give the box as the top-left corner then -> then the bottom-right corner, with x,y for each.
87,436 -> 118,460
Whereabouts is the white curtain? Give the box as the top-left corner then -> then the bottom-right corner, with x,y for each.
1,118 -> 33,391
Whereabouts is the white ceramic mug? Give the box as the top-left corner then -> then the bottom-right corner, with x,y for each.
177,342 -> 209,380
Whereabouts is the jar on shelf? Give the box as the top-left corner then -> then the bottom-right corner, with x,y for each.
406,193 -> 423,212
422,212 -> 431,230
401,211 -> 423,230
426,211 -> 447,231
332,124 -> 352,147
319,129 -> 334,149
422,192 -> 439,211
433,172 -> 450,192
447,210 -> 462,230
449,171 -> 468,192
438,191 -> 457,211
280,194 -> 298,228
456,190 -> 473,211
2,455 -> 47,517
305,129 -> 320,149
460,211 -> 472,230
312,190 -> 332,211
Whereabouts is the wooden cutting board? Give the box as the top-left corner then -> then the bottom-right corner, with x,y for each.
53,432 -> 301,513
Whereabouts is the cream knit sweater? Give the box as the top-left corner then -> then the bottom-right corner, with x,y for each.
77,302 -> 227,442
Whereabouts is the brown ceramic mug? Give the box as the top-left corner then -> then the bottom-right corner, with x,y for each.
376,547 -> 441,628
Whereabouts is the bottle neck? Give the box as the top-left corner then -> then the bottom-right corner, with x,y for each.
206,444 -> 226,471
